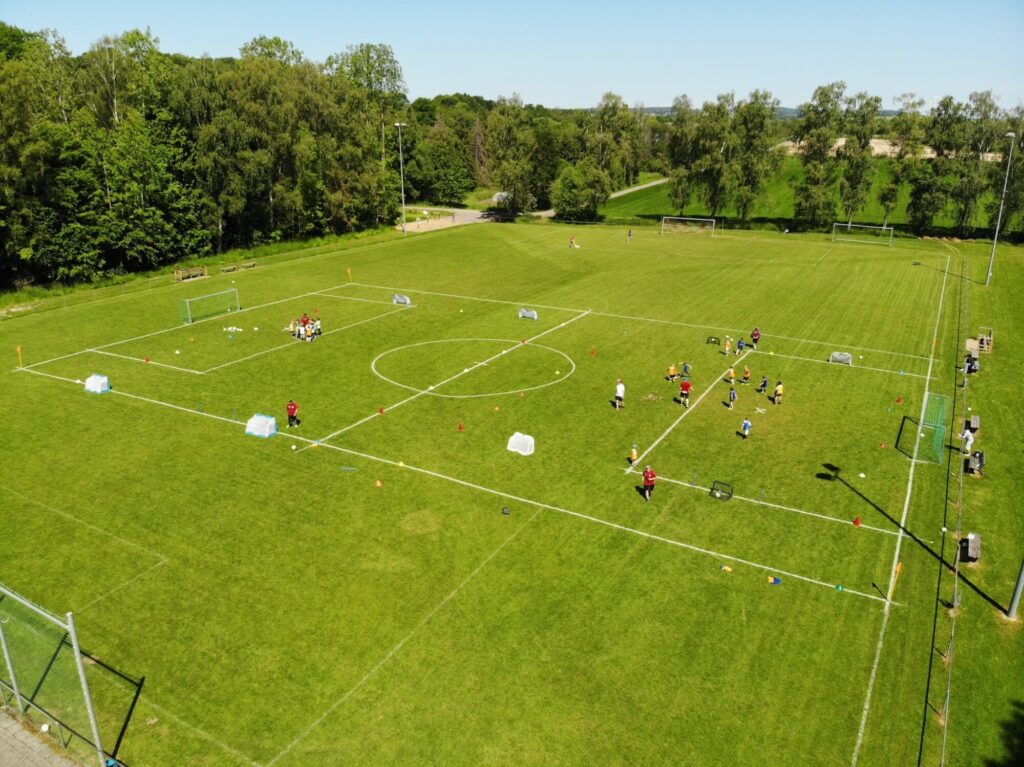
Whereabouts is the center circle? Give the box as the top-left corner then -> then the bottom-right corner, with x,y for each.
371,338 -> 576,399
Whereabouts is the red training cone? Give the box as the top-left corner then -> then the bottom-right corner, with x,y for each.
378,407 -> 385,415
853,516 -> 862,527
896,396 -> 904,404
457,422 -> 464,432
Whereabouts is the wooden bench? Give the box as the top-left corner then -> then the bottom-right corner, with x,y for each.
242,262 -> 256,270
221,265 -> 238,273
174,266 -> 207,282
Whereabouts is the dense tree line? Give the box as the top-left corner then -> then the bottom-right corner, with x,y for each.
1,21 -> 1021,291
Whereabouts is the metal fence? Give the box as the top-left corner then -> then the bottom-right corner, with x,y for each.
0,584 -> 141,767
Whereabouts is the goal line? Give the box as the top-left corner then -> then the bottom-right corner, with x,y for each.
661,216 -> 716,236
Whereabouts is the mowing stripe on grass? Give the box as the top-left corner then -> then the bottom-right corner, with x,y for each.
351,280 -> 929,360
201,306 -> 411,374
627,350 -> 753,472
850,252 -> 951,767
308,309 -> 592,448
16,364 -> 886,607
650,474 -> 901,538
748,349 -> 934,380
264,508 -> 543,766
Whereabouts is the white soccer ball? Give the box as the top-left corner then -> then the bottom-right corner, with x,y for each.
555,371 -> 560,375
254,326 -> 259,331
175,350 -> 180,355
41,724 -> 49,733
291,445 -> 297,450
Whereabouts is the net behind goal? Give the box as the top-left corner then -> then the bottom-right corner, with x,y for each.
832,223 -> 894,247
179,288 -> 240,324
661,216 -> 716,236
919,394 -> 950,464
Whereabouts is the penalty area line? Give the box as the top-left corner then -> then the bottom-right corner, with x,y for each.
312,439 -> 886,606
649,475 -> 901,538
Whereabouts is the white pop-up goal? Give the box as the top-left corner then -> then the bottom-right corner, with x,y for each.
831,223 -> 894,247
179,288 -> 240,324
661,216 -> 716,236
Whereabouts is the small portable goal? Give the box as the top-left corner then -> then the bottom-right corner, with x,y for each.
519,308 -> 539,320
661,216 -> 716,237
709,480 -> 733,500
829,351 -> 853,365
393,294 -> 413,306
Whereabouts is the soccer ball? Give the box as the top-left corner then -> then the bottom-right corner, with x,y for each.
291,445 -> 296,450
175,350 -> 180,355
254,326 -> 259,331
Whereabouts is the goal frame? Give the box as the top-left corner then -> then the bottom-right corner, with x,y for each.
831,222 -> 894,247
179,288 -> 240,324
660,216 -> 716,237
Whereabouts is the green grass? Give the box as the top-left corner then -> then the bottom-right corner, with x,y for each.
1,225 -> 1021,766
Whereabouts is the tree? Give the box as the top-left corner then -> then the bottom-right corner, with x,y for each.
485,95 -> 537,213
733,90 -> 783,221
837,92 -> 881,224
550,160 -> 611,221
906,160 -> 948,234
691,94 -> 737,216
668,167 -> 693,214
986,106 -> 1023,237
329,43 -> 406,174
415,121 -> 474,206
793,82 -> 846,227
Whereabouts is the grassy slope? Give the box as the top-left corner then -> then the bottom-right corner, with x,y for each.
599,157 -> 996,231
0,226 -> 1020,766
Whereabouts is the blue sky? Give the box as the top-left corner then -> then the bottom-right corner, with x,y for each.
3,0 -> 1023,109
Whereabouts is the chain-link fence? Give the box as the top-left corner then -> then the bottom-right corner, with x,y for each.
0,585 -> 141,766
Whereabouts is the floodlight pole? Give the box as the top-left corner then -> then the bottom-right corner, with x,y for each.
1009,557 -> 1024,620
985,131 -> 1016,287
395,122 -> 408,237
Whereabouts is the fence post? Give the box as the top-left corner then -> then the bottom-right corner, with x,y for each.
0,617 -> 26,713
67,613 -> 105,767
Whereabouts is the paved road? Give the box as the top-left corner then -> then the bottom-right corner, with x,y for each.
0,713 -> 82,767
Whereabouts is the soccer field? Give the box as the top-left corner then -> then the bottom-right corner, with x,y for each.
0,223 -> 1016,765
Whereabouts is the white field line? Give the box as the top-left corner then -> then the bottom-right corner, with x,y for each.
309,439 -> 886,605
22,281 -> 352,370
18,348 -> 87,370
749,349 -> 934,380
200,306 -> 411,374
74,558 -> 169,613
265,508 -> 542,766
91,348 -> 205,375
308,310 -> 592,448
311,291 -> 401,306
812,246 -> 836,267
140,695 -> 260,767
850,252 -> 951,767
350,280 -> 929,361
0,484 -> 167,561
651,475 -> 900,538
627,350 -> 753,472
14,366 -> 885,607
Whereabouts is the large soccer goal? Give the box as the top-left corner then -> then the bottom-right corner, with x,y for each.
919,394 -> 951,463
179,288 -> 240,324
661,216 -> 716,236
831,222 -> 894,247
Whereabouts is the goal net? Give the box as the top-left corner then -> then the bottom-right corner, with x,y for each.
179,288 -> 240,324
831,223 -> 894,247
661,216 -> 716,236
919,394 -> 951,464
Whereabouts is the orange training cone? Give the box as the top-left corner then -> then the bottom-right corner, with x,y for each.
378,407 -> 385,415
457,422 -> 464,432
853,516 -> 862,527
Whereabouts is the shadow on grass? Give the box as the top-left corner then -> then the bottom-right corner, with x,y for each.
984,699 -> 1024,767
815,463 -> 1006,614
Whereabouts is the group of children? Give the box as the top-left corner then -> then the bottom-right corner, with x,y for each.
288,312 -> 322,342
